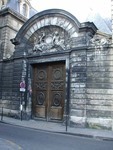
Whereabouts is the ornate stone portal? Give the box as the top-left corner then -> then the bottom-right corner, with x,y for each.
13,9 -> 97,57
4,9 -> 113,130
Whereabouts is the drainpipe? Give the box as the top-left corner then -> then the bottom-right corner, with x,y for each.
111,0 -> 113,131
111,0 -> 113,43
66,52 -> 71,132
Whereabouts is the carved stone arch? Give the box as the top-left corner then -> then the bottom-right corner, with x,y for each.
12,9 -> 81,55
13,9 -> 80,42
12,9 -> 97,56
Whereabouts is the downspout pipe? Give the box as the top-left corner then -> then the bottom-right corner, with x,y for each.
66,51 -> 71,131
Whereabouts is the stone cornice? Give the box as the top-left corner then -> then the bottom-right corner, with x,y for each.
80,22 -> 98,35
0,7 -> 27,23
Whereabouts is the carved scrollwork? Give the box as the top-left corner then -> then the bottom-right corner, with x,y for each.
51,82 -> 63,90
36,82 -> 47,90
89,35 -> 111,48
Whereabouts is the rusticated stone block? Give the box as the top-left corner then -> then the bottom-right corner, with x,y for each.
70,109 -> 85,117
86,110 -> 111,118
70,116 -> 86,128
87,118 -> 112,130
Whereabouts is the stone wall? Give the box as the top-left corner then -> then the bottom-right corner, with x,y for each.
70,49 -> 87,127
0,8 -> 26,116
0,58 -> 25,117
0,60 -> 14,114
0,8 -> 113,130
0,8 -> 26,60
70,46 -> 113,130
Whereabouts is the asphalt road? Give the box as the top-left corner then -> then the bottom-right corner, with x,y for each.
0,122 -> 113,150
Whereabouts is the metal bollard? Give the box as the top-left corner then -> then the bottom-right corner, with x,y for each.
1,107 -> 3,121
20,104 -> 23,121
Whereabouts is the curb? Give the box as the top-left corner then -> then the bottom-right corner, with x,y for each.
57,131 -> 113,141
1,120 -> 113,141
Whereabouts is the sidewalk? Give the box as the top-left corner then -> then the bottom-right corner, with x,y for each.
1,116 -> 113,141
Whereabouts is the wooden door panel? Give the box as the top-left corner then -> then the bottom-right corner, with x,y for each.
49,63 -> 65,120
49,91 -> 64,120
35,106 -> 45,118
50,107 -> 62,120
33,62 -> 65,121
34,65 -> 48,119
35,91 -> 47,118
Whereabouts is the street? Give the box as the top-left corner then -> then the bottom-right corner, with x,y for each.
0,122 -> 113,150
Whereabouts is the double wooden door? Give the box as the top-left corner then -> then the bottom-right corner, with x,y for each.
32,62 -> 65,121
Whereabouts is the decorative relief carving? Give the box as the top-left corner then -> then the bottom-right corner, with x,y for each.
31,26 -> 80,54
51,82 -> 63,90
36,82 -> 47,90
53,68 -> 62,80
33,28 -> 66,53
89,35 -> 111,48
52,93 -> 61,106
37,92 -> 45,105
26,15 -> 79,54
37,70 -> 47,80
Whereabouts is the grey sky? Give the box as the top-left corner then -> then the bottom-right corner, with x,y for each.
30,0 -> 111,22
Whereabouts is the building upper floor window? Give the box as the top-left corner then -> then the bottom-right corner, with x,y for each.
2,0 -> 4,5
23,3 -> 28,17
0,0 -> 7,9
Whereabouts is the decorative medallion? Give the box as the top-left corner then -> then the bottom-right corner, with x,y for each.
37,70 -> 47,80
37,92 -> 45,105
53,68 -> 62,80
53,93 -> 61,106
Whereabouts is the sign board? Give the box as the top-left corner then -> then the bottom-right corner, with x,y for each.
20,81 -> 26,92
20,88 -> 26,92
20,81 -> 26,88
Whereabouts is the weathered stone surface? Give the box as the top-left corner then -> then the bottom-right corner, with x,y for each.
86,105 -> 112,111
0,8 -> 25,59
86,110 -> 111,118
70,109 -> 85,117
0,8 -> 113,130
71,99 -> 86,104
87,118 -> 112,130
87,88 -> 113,94
70,116 -> 86,127
71,88 -> 86,94
86,99 -> 113,105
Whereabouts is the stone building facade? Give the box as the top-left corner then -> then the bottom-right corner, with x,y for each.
0,0 -> 113,130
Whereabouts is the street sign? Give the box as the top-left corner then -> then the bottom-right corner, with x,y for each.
20,81 -> 26,88
20,81 -> 26,92
20,88 -> 26,92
